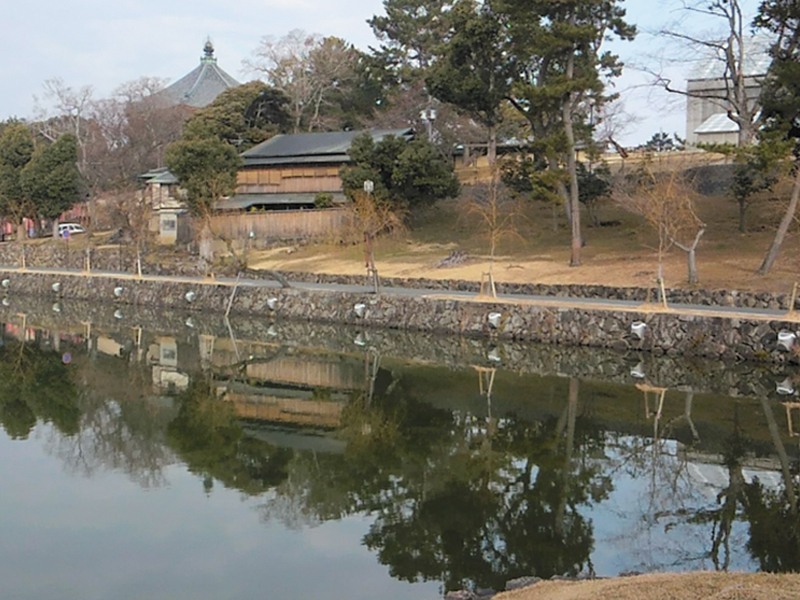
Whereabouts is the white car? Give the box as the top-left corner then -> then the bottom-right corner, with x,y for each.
58,223 -> 86,238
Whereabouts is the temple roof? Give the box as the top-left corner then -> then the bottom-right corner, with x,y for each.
241,128 -> 415,166
157,41 -> 240,109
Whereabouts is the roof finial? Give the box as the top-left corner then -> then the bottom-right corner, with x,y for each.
202,38 -> 215,62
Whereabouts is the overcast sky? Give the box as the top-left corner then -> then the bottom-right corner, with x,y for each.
0,0 -> 764,146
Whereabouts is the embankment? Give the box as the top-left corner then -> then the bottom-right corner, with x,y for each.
3,269 -> 800,365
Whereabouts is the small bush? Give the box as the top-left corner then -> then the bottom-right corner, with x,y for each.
314,193 -> 334,209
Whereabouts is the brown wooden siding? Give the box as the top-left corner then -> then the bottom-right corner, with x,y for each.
209,208 -> 350,244
245,357 -> 364,390
228,394 -> 344,428
236,166 -> 343,195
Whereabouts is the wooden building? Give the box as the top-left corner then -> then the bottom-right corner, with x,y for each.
219,128 -> 414,211
143,128 -> 414,244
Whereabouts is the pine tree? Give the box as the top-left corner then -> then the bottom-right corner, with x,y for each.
753,0 -> 800,274
495,0 -> 635,266
426,0 -> 514,166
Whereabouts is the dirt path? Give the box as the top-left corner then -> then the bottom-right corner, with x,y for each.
497,572 -> 800,600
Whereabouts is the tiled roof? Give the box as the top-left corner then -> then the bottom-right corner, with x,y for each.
156,42 -> 240,109
689,33 -> 773,81
694,113 -> 739,134
242,129 -> 415,165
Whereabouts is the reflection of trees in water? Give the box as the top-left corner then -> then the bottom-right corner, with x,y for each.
609,391 -> 800,574
166,379 -> 293,496
0,340 -> 80,439
5,331 -> 798,585
45,393 -> 176,489
257,377 -> 611,592
0,336 -> 179,488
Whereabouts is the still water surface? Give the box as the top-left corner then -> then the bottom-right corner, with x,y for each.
0,304 -> 798,599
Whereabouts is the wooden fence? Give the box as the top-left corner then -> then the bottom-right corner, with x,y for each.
209,208 -> 350,248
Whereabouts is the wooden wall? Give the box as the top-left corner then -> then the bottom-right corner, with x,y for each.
245,356 -> 364,391
228,393 -> 344,428
236,166 -> 343,195
209,208 -> 350,246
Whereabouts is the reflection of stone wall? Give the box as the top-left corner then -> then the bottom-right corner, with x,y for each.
3,272 -> 800,368
0,296 -> 796,398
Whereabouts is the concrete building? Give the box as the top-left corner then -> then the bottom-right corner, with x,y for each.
685,34 -> 772,146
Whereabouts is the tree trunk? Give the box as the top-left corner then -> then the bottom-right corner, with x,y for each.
199,221 -> 214,268
487,123 -> 497,168
738,198 -> 747,233
563,33 -> 581,267
16,221 -> 25,242
549,156 -> 572,226
674,228 -> 705,285
687,247 -> 699,284
51,220 -> 59,240
758,166 -> 800,275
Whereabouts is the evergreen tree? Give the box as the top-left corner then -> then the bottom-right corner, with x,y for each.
753,0 -> 800,274
164,138 -> 240,218
20,133 -> 81,237
426,0 -> 514,166
368,0 -> 453,82
182,82 -> 290,151
340,133 -> 459,210
495,0 -> 635,266
0,122 -> 34,237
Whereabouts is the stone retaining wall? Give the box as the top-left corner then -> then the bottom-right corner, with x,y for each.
0,243 -> 796,310
2,270 -> 800,365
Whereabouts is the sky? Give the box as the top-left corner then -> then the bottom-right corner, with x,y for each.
0,0 -> 765,146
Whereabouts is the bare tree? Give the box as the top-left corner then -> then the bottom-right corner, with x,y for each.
33,78 -> 95,175
615,165 -> 706,293
245,31 -> 356,133
464,175 -> 523,298
343,190 -> 405,294
650,0 -> 764,147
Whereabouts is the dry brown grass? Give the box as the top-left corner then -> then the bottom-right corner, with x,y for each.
498,572 -> 800,600
246,193 -> 800,294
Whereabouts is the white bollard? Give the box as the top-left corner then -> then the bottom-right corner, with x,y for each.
631,321 -> 648,340
777,377 -> 795,396
630,362 -> 646,379
778,331 -> 797,352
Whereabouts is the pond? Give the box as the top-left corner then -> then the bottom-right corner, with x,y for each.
0,301 -> 798,600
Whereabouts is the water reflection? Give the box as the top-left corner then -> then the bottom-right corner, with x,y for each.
0,306 -> 798,597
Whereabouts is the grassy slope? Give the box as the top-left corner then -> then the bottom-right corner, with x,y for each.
497,572 -> 800,600
248,192 -> 800,294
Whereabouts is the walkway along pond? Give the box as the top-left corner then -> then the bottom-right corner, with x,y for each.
0,300 -> 798,599
3,267 -> 800,363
